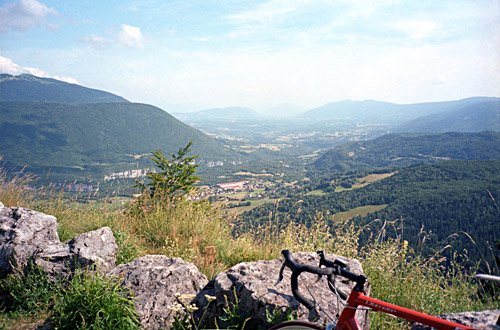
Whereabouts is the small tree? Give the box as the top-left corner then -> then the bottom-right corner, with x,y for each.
138,142 -> 201,200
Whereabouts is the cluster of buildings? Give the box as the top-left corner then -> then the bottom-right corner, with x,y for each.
189,179 -> 272,201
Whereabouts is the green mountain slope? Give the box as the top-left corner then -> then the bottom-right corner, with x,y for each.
394,99 -> 500,133
0,101 -> 240,181
311,131 -> 500,172
295,97 -> 499,125
241,160 -> 500,270
0,74 -> 129,104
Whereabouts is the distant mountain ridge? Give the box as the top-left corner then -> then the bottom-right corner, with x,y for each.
0,74 -> 129,104
393,99 -> 500,133
311,131 -> 500,172
296,97 -> 499,126
174,107 -> 263,121
0,101 -> 240,181
0,74 -> 242,182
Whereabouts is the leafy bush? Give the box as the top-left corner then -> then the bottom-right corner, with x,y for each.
136,142 -> 201,200
0,262 -> 59,314
52,271 -> 141,330
216,288 -> 250,330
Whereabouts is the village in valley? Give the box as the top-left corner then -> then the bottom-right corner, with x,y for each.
191,178 -> 301,211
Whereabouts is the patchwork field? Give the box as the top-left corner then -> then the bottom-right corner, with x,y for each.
332,204 -> 388,222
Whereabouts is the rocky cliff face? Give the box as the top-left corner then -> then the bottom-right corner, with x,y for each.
0,202 -> 497,329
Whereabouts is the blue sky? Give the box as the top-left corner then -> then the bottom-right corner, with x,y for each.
0,0 -> 499,113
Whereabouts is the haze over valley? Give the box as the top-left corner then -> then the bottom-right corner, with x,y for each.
0,0 -> 499,297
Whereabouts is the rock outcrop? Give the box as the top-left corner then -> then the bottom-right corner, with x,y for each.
195,252 -> 370,329
411,309 -> 500,330
107,255 -> 209,329
0,203 -> 117,280
2,204 -> 496,330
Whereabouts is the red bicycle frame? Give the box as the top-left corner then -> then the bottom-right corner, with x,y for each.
277,250 -> 481,330
337,289 -> 477,330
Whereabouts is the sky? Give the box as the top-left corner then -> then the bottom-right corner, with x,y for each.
0,0 -> 499,114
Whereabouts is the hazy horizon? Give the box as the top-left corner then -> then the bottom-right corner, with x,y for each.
1,1 -> 499,114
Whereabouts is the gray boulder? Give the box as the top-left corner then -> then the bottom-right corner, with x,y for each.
37,227 -> 118,280
107,254 -> 209,330
195,252 -> 370,329
0,206 -> 60,277
411,309 -> 500,329
0,205 -> 117,280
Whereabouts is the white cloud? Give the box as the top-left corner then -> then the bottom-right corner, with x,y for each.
84,24 -> 145,50
84,34 -> 109,50
130,32 -> 499,110
117,24 -> 144,49
225,0 -> 296,24
0,55 -> 79,84
390,20 -> 442,39
0,0 -> 57,33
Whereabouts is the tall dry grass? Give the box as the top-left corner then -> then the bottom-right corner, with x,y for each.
0,164 -> 36,208
0,166 -> 497,330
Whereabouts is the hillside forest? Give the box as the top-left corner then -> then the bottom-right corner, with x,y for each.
0,73 -> 499,329
0,74 -> 499,272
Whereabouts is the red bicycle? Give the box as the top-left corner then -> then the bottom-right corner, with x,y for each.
268,249 -> 499,330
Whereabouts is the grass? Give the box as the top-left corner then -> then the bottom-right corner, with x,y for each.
0,166 -> 497,330
335,172 -> 396,192
353,172 -> 395,187
233,171 -> 273,177
52,270 -> 141,330
304,189 -> 328,196
224,198 -> 277,215
0,266 -> 141,330
331,204 -> 388,222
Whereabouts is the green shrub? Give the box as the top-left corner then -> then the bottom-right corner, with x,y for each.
52,270 -> 141,330
216,288 -> 250,330
0,262 -> 59,314
113,229 -> 141,265
136,142 -> 201,200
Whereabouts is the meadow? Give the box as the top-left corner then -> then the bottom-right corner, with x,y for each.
0,168 -> 497,329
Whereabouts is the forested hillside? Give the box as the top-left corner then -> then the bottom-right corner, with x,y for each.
394,99 -> 500,133
295,97 -> 498,125
240,160 -> 500,270
0,74 -> 129,104
311,131 -> 500,172
0,101 -> 240,181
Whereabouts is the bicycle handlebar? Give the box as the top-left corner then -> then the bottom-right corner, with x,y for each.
278,250 -> 334,310
277,249 -> 367,312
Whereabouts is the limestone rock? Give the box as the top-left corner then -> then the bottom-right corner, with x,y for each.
411,309 -> 500,330
37,227 -> 117,280
0,206 -> 60,277
108,255 -> 208,329
0,205 -> 117,280
196,252 -> 370,329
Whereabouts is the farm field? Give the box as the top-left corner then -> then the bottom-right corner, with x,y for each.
331,204 -> 388,222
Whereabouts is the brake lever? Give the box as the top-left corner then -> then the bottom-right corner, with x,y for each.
275,258 -> 287,285
317,251 -> 349,300
316,250 -> 325,282
327,277 -> 348,300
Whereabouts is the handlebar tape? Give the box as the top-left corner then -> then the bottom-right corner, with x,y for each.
280,249 -> 367,310
281,249 -> 334,310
